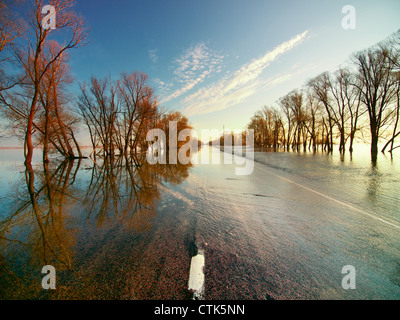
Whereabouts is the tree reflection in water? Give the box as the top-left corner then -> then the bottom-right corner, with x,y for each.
0,154 -> 192,299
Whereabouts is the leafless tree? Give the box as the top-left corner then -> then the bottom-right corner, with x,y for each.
352,45 -> 398,158
0,0 -> 24,92
10,0 -> 87,170
381,31 -> 400,153
278,93 -> 294,151
304,90 -> 321,152
77,76 -> 118,157
307,72 -> 335,153
116,72 -> 158,156
36,42 -> 82,161
2,41 -> 82,159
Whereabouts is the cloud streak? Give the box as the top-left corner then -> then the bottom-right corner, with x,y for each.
160,43 -> 224,104
182,30 -> 309,116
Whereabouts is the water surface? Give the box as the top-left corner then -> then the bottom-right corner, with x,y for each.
0,146 -> 399,299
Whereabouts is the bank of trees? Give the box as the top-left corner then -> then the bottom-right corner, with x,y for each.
0,0 -> 88,170
76,72 -> 192,158
77,72 -> 157,158
0,0 -> 191,170
248,30 -> 400,158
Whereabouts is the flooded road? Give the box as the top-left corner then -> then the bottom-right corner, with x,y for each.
0,147 -> 399,299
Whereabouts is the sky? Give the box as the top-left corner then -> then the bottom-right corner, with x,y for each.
2,0 -> 400,146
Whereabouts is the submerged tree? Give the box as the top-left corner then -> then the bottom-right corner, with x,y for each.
2,41 -> 82,161
247,106 -> 284,150
381,31 -> 400,154
116,72 -> 158,155
8,0 -> 87,170
328,68 -> 365,153
37,44 -> 82,161
307,72 -> 335,153
352,45 -> 398,158
304,90 -> 321,152
77,72 -> 159,158
77,76 -> 118,157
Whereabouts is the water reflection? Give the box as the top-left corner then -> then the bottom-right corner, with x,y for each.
0,154 -> 191,298
252,144 -> 400,226
84,154 -> 190,230
366,160 -> 382,203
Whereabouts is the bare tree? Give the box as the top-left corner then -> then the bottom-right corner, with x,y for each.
381,31 -> 400,153
0,0 -> 24,142
116,72 -> 157,156
352,45 -> 398,158
158,111 -> 192,149
2,41 -> 82,159
77,76 -> 118,157
307,72 -> 335,153
247,111 -> 266,149
36,42 -> 82,161
278,93 -> 294,151
304,90 -> 321,152
0,0 -> 24,92
11,0 -> 87,170
282,90 -> 305,151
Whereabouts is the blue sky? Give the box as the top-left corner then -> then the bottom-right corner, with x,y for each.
3,0 -> 400,146
68,0 -> 400,137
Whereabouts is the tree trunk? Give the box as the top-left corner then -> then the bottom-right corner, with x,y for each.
371,129 -> 379,158
25,89 -> 40,171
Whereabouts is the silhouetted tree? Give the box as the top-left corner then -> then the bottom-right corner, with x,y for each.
352,45 -> 398,158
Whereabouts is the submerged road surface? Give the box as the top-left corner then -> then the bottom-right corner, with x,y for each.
5,147 -> 398,299
153,147 -> 400,300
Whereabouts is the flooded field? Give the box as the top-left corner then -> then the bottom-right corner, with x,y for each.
0,146 -> 399,299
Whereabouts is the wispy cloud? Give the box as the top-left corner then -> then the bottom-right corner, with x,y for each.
160,42 -> 224,103
149,49 -> 159,64
153,78 -> 173,98
182,30 -> 309,116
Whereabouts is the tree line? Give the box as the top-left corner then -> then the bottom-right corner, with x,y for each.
0,0 -> 191,171
247,30 -> 400,159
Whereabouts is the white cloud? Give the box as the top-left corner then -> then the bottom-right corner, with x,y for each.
154,78 -> 173,97
149,49 -> 159,64
182,30 -> 309,116
160,42 -> 224,103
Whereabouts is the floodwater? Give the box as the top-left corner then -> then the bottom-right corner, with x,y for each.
0,146 -> 399,299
